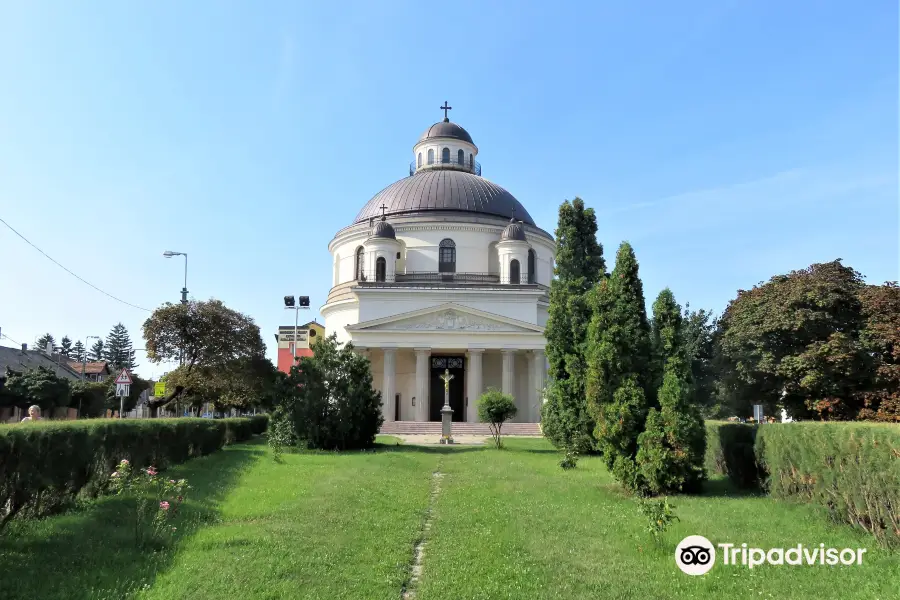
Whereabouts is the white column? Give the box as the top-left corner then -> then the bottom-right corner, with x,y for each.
466,349 -> 484,423
382,348 -> 396,422
502,349 -> 515,398
530,349 -> 546,423
415,348 -> 430,422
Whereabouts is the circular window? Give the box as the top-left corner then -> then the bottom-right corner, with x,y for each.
309,329 -> 317,337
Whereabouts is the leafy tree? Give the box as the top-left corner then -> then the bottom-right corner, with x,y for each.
70,380 -> 107,418
717,260 -> 871,420
542,198 -> 606,453
0,367 -> 71,411
103,323 -> 138,371
857,282 -> 900,422
477,388 -> 518,449
143,299 -> 266,413
586,242 -> 653,491
284,333 -> 383,450
636,289 -> 706,495
35,333 -> 55,353
164,356 -> 281,414
89,339 -> 105,362
58,336 -> 73,358
71,340 -> 86,363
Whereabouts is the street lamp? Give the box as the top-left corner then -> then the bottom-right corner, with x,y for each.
284,296 -> 311,361
163,251 -> 189,305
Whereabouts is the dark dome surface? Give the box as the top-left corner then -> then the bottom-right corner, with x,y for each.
500,219 -> 527,241
418,120 -> 475,145
370,219 -> 396,239
355,170 -> 535,226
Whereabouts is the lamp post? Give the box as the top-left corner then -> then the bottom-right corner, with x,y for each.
283,296 -> 311,362
163,251 -> 188,305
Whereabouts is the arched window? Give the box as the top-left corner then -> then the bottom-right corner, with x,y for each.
417,152 -> 422,168
441,147 -> 450,163
376,256 -> 386,282
439,238 -> 456,273
469,153 -> 473,169
509,259 -> 521,284
527,249 -> 536,283
355,246 -> 365,281
427,149 -> 434,165
457,149 -> 464,165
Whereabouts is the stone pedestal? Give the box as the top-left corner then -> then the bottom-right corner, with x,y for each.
440,403 -> 454,444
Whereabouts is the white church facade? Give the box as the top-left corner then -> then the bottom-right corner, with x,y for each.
321,108 -> 554,423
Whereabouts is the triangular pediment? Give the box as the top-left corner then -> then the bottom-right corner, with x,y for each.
347,303 -> 543,333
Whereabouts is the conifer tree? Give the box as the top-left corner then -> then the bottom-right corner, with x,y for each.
72,340 -> 86,362
36,333 -> 55,352
637,288 -> 707,494
541,198 -> 605,453
103,323 -> 138,371
586,242 -> 652,490
89,339 -> 104,361
59,336 -> 73,358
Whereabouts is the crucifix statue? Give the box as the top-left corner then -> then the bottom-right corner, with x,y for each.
440,100 -> 452,121
439,368 -> 455,444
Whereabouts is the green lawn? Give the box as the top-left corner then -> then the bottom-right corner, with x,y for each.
1,436 -> 897,599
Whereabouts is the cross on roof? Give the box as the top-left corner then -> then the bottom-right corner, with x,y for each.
440,101 -> 452,121
380,203 -> 388,219
510,205 -> 516,221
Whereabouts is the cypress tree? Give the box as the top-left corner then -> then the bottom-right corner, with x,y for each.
586,242 -> 652,490
102,323 -> 138,371
542,198 -> 605,453
637,288 -> 707,494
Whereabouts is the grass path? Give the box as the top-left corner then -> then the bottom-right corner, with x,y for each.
2,436 -> 897,599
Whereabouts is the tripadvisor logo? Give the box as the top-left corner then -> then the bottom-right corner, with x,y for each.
675,536 -> 867,575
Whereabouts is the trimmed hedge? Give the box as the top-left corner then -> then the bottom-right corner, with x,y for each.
0,416 -> 268,529
705,421 -> 900,547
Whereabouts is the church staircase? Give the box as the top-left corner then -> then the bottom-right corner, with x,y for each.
379,421 -> 543,436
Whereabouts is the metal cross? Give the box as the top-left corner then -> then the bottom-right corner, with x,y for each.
440,101 -> 452,120
440,368 -> 454,391
380,203 -> 388,219
511,205 -> 516,221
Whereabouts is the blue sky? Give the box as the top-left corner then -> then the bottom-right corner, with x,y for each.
1,1 -> 897,378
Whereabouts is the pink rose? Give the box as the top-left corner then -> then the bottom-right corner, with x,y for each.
111,472 -> 119,478
120,459 -> 129,465
146,467 -> 158,476
159,501 -> 170,510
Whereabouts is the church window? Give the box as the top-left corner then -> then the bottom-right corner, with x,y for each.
441,147 -> 450,163
527,249 -> 536,283
457,149 -> 464,165
439,238 -> 456,273
376,256 -> 386,282
427,149 -> 434,165
417,152 -> 422,168
355,246 -> 365,281
509,259 -> 521,284
469,153 -> 473,169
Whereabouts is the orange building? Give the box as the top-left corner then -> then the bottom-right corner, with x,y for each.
275,320 -> 325,374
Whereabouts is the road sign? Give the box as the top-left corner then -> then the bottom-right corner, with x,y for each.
116,383 -> 130,397
154,381 -> 166,397
114,369 -> 133,385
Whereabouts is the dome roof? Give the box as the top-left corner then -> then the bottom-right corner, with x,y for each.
418,120 -> 475,145
500,218 -> 527,241
354,170 -> 535,226
370,218 -> 396,239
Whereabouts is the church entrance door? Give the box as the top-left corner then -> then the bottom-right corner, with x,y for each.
429,356 -> 465,422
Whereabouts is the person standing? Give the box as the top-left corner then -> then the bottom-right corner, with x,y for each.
20,405 -> 42,422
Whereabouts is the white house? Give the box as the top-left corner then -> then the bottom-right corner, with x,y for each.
321,111 -> 554,424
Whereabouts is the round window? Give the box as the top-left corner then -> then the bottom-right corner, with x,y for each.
309,329 -> 317,337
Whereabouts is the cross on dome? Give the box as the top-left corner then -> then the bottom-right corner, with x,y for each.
380,203 -> 388,220
440,101 -> 452,122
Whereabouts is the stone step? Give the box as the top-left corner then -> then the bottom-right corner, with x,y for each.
380,422 -> 542,436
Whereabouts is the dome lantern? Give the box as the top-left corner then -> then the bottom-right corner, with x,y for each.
411,101 -> 480,177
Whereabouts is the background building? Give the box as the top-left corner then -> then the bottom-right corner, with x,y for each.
274,320 -> 325,374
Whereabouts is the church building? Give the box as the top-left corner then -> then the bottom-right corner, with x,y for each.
321,106 -> 554,423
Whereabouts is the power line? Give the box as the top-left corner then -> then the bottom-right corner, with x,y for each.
1,332 -> 21,345
0,216 -> 151,312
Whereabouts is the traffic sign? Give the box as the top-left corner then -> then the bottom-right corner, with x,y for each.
116,384 -> 130,397
114,369 -> 133,385
153,381 -> 166,397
